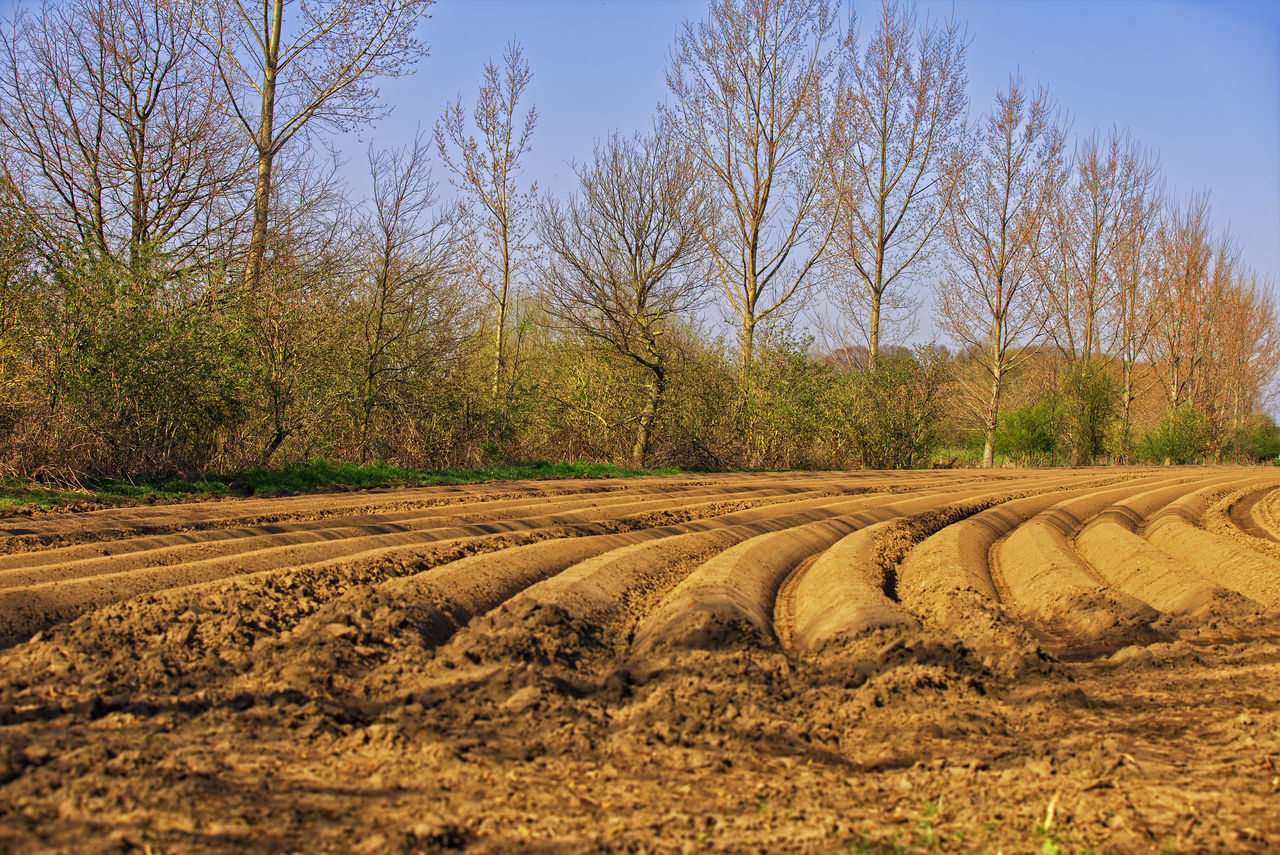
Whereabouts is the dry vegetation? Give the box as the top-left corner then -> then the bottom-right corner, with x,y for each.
0,0 -> 1275,483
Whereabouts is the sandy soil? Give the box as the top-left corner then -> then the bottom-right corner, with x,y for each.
1,467 -> 1279,853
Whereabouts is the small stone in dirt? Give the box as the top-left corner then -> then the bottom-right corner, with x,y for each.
1024,757 -> 1054,777
324,623 -> 356,639
22,744 -> 51,765
502,685 -> 543,713
354,833 -> 387,853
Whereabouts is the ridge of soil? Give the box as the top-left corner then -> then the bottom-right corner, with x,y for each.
1,467 -> 1278,853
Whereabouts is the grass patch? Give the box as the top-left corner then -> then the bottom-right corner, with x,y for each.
0,481 -> 103,513
0,459 -> 685,515
190,459 -> 684,497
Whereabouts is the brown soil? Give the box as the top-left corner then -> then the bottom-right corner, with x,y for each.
2,467 -> 1279,853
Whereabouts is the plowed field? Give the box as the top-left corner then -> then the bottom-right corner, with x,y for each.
2,468 -> 1279,853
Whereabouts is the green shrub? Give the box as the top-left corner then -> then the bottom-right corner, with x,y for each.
1140,404 -> 1212,464
840,345 -> 950,469
1061,362 -> 1118,464
995,395 -> 1065,466
1226,414 -> 1280,463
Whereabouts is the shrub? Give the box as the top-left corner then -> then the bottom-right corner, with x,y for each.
1225,414 -> 1280,463
1140,404 -> 1212,465
840,345 -> 950,469
995,395 -> 1065,466
1061,361 -> 1118,464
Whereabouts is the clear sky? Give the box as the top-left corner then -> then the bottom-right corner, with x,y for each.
353,0 -> 1280,296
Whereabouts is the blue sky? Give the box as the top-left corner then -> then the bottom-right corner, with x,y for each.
354,0 -> 1280,293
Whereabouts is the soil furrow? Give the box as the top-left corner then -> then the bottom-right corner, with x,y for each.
0,480 -> 817,572
1144,477 -> 1280,610
624,482 -> 1030,656
0,482 -> 847,585
3,468 -> 1279,855
990,475 -> 1187,656
1227,484 -> 1280,542
1073,475 -> 1262,620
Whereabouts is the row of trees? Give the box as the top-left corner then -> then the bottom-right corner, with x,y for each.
0,0 -> 1275,482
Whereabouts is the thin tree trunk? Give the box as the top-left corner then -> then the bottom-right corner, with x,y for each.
262,425 -> 289,467
1119,362 -> 1134,464
360,370 -> 376,464
245,0 -> 283,292
492,219 -> 511,398
981,368 -> 1003,469
740,313 -> 756,369
868,296 -> 881,369
492,286 -> 507,398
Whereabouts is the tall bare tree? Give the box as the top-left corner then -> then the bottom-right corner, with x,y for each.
1107,145 -> 1163,459
245,154 -> 353,466
1038,128 -> 1146,364
1204,271 -> 1280,441
0,0 -> 248,274
540,131 -> 708,466
196,0 -> 432,293
936,77 -> 1065,468
824,0 -> 966,368
1147,193 -> 1219,411
434,39 -> 537,399
353,133 -> 471,463
666,0 -> 838,367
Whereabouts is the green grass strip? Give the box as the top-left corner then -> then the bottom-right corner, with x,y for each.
0,459 -> 686,514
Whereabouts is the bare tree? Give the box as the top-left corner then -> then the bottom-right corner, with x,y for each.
434,39 -> 537,399
353,133 -> 472,463
936,77 -> 1066,468
1147,193 -> 1219,411
244,154 -> 354,466
196,0 -> 433,293
824,0 -> 966,368
666,0 -> 838,367
1038,128 -> 1146,364
1202,271 -> 1280,443
0,0 -> 248,274
539,131 -> 708,466
1107,145 -> 1163,460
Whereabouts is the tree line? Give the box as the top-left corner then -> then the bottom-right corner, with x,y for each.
0,0 -> 1275,483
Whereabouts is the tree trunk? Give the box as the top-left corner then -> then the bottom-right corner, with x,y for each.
868,294 -> 881,370
492,221 -> 511,398
739,312 -> 756,369
981,369 -> 1003,469
492,292 -> 507,399
633,366 -> 666,468
261,425 -> 289,468
360,370 -> 376,465
1119,362 -> 1134,464
245,0 -> 283,293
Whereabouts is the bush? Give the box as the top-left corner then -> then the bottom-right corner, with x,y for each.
659,327 -> 851,471
1141,404 -> 1212,465
995,394 -> 1065,466
1061,362 -> 1118,464
1225,414 -> 1280,463
840,345 -> 950,469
